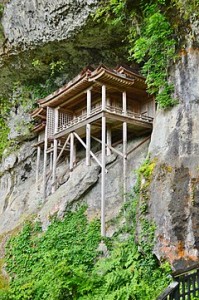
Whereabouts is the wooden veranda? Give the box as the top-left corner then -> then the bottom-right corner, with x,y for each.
31,65 -> 155,236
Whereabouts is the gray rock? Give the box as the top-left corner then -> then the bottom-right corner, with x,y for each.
148,48 -> 199,271
2,0 -> 98,48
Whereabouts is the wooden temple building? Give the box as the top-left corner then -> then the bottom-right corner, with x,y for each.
31,65 -> 155,236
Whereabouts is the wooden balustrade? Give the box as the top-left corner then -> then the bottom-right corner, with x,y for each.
56,105 -> 153,134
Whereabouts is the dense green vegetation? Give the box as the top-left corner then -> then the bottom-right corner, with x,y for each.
0,160 -> 172,300
96,0 -> 199,108
0,59 -> 67,159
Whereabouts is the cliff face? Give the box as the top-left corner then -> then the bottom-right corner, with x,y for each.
2,0 -> 98,48
149,49 -> 199,271
0,0 -> 128,96
0,0 -> 199,273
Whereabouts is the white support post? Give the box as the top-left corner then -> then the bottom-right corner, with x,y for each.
102,85 -> 106,110
107,125 -> 112,156
52,108 -> 59,193
86,124 -> 91,166
122,91 -> 127,202
73,139 -> 77,166
101,115 -> 106,236
50,144 -> 53,171
43,115 -> 48,200
86,88 -> 92,166
106,96 -> 111,156
52,139 -> 58,193
56,134 -> 70,163
122,91 -> 127,116
87,88 -> 91,116
74,132 -> 106,170
70,133 -> 74,171
36,134 -> 41,188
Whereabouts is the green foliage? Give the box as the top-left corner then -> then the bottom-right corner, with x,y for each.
3,206 -> 101,299
0,98 -> 11,158
0,4 -> 4,18
96,0 -> 178,108
0,186 -> 172,299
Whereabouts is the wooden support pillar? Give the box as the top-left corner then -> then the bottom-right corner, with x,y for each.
107,125 -> 112,156
86,88 -> 91,166
122,91 -> 127,202
43,114 -> 48,200
50,144 -> 53,171
70,133 -> 74,171
52,139 -> 58,193
101,115 -> 106,236
86,124 -> 91,166
36,134 -> 41,187
73,139 -> 77,166
102,85 -> 106,110
106,97 -> 111,156
101,84 -> 107,236
52,108 -> 59,193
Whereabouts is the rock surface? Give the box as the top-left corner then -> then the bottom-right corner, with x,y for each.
148,49 -> 199,271
2,0 -> 98,48
0,137 -> 149,236
0,0 -> 128,97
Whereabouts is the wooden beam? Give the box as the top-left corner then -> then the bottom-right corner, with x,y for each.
52,138 -> 58,193
102,85 -> 106,110
123,92 -> 127,203
123,122 -> 127,202
101,115 -> 106,236
86,124 -> 91,166
127,136 -> 151,157
106,124 -> 112,156
70,133 -> 74,171
36,134 -> 41,188
43,112 -> 49,200
91,135 -> 125,158
52,108 -> 59,192
73,132 -> 106,171
56,134 -> 70,162
87,88 -> 92,116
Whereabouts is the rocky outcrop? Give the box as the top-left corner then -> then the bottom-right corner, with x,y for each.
2,0 -> 98,48
148,49 -> 199,271
0,0 -> 128,97
0,137 -> 149,236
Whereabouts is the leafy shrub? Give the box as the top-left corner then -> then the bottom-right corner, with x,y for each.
1,198 -> 172,300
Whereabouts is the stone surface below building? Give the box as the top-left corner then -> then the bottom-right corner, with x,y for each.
0,136 -> 149,237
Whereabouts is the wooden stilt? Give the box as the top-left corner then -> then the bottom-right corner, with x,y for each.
73,139 -> 77,166
74,132 -> 106,170
91,136 -> 124,158
52,138 -> 58,193
107,125 -> 112,156
101,85 -> 107,236
36,134 -> 41,188
52,108 -> 59,193
123,122 -> 127,202
56,134 -> 70,163
86,88 -> 92,166
101,115 -> 106,236
50,146 -> 53,171
102,85 -> 106,110
86,124 -> 91,166
122,92 -> 127,202
43,116 -> 48,200
70,133 -> 74,171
